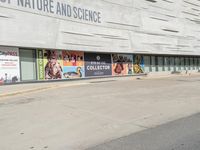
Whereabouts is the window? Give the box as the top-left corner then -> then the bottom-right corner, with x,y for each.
158,56 -> 164,71
151,56 -> 156,72
185,58 -> 189,70
155,56 -> 158,72
164,57 -> 170,71
20,49 -> 36,81
170,57 -> 175,72
175,57 -> 180,71
190,57 -> 193,70
180,57 -> 185,70
194,58 -> 198,70
144,56 -> 151,72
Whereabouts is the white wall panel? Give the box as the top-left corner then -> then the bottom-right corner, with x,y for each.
1,0 -> 200,55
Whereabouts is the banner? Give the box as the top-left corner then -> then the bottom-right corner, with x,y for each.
37,49 -> 45,80
112,54 -> 133,76
84,53 -> 112,77
133,55 -> 144,74
62,51 -> 84,79
37,49 -> 84,80
37,49 -> 63,80
0,47 -> 20,83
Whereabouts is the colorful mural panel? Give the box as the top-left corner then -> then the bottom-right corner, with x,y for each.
37,49 -> 84,80
43,50 -> 63,80
112,54 -> 133,76
62,51 -> 84,79
133,55 -> 144,74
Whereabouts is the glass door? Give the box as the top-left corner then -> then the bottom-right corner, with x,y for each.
20,49 -> 36,81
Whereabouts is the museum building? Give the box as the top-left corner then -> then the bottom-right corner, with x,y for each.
1,0 -> 200,84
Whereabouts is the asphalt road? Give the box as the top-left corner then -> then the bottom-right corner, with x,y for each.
87,113 -> 200,150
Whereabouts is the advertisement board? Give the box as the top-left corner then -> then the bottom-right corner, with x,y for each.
0,47 -> 20,84
37,49 -> 84,80
84,53 -> 112,77
37,49 -> 63,80
133,55 -> 144,74
62,51 -> 84,79
112,54 -> 133,76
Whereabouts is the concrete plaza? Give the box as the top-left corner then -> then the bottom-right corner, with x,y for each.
0,75 -> 200,150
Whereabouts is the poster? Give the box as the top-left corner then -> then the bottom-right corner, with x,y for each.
37,49 -> 45,80
133,55 -> 144,74
0,47 -> 20,83
84,53 -> 112,77
37,49 -> 63,80
62,51 -> 84,79
112,54 -> 133,76
37,49 -> 84,80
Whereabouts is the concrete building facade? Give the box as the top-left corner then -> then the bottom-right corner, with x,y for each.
1,0 -> 200,83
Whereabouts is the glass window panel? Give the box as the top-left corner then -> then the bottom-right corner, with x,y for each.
151,56 -> 156,72
175,57 -> 180,71
144,56 -> 150,72
190,58 -> 193,70
20,49 -> 36,81
170,57 -> 175,71
180,57 -> 185,70
164,57 -> 170,71
198,58 -> 200,70
185,58 -> 189,70
194,58 -> 198,70
158,57 -> 164,71
155,56 -> 158,72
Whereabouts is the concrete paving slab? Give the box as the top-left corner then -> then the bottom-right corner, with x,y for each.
0,75 -> 200,150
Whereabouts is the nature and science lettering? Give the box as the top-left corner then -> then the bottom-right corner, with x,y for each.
0,0 -> 101,23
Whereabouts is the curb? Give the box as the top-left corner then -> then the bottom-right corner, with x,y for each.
0,82 -> 89,99
0,86 -> 56,99
1,74 -> 199,99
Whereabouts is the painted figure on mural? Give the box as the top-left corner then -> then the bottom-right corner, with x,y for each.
63,67 -> 82,78
128,63 -> 133,75
133,55 -> 144,74
62,51 -> 84,79
63,51 -> 84,66
45,50 -> 62,79
112,54 -> 133,75
112,54 -> 124,74
114,63 -> 124,74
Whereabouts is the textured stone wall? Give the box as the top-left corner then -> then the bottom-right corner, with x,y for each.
0,0 -> 200,55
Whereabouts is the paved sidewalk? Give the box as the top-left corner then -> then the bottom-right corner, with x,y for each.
0,81 -> 89,99
0,76 -> 146,99
0,73 -> 193,99
0,74 -> 200,150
